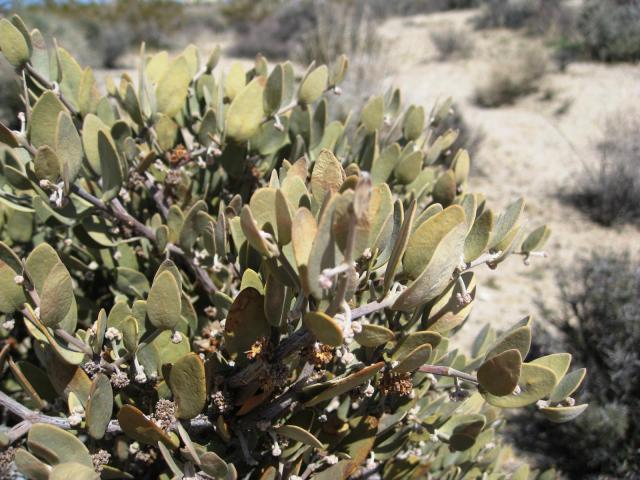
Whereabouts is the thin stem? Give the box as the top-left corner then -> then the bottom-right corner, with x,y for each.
24,63 -> 79,117
70,184 -> 218,295
418,365 -> 478,385
54,328 -> 93,357
464,251 -> 503,270
0,389 -> 213,444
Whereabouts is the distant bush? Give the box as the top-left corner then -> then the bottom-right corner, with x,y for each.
511,251 -> 640,478
474,46 -> 547,107
568,110 -> 640,225
576,0 -> 640,62
381,0 -> 481,16
13,0 -> 185,68
228,0 -> 316,59
475,0 -> 569,34
430,26 -> 474,60
230,0 -> 387,118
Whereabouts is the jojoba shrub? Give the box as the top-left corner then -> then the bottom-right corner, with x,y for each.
0,14 -> 584,480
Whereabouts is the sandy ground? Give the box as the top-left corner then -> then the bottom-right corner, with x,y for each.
378,9 -> 640,351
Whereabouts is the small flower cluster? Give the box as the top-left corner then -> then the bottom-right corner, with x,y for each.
379,370 -> 414,397
305,342 -> 334,369
153,399 -> 176,430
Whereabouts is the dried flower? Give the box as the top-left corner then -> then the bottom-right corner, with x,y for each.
379,371 -> 413,397
153,399 -> 176,430
110,371 -> 130,389
305,343 -> 334,369
246,336 -> 270,361
169,144 -> 190,166
211,390 -> 233,415
91,449 -> 111,473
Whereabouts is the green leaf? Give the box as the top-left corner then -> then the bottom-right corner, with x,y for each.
427,271 -> 476,333
225,77 -> 265,142
393,150 -> 422,185
354,324 -> 395,347
484,363 -> 557,408
34,146 -> 61,182
464,209 -> 493,263
540,404 -> 588,423
486,324 -> 532,361
56,111 -> 83,189
223,287 -> 271,358
383,199 -> 415,296
14,448 -> 49,480
50,463 -> 99,480
155,114 -> 178,151
0,17 -> 31,67
361,95 -> 384,133
275,424 -> 325,450
147,270 -> 181,330
169,353 -> 207,419
531,353 -> 571,379
40,261 -> 74,328
310,149 -> 345,206
81,114 -> 108,175
403,205 -> 466,280
117,404 -> 177,447
305,362 -> 384,407
371,143 -> 401,185
549,368 -> 586,404
27,423 -> 92,467
477,349 -> 522,396
489,197 -> 524,250
303,311 -> 344,347
402,105 -> 425,141
394,217 -> 467,311
156,55 -> 191,117
264,63 -> 284,115
521,225 -> 551,253
78,67 -> 100,116
0,240 -> 23,274
121,315 -> 140,353
98,130 -> 123,201
432,170 -> 457,207
0,260 -> 26,313
299,65 -> 328,104
116,267 -> 150,298
57,48 -> 83,110
393,344 -> 432,374
200,452 -> 229,478
86,373 -> 113,439
392,331 -> 441,361
30,91 -> 65,149
224,61 -> 246,100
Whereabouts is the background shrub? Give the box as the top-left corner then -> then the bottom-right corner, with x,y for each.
510,251 -> 640,478
577,0 -> 640,63
474,45 -> 547,107
430,26 -> 474,60
568,110 -> 640,225
10,0 -> 186,68
474,0 -> 570,34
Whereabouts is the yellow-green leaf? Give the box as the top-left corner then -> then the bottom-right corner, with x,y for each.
225,77 -> 265,142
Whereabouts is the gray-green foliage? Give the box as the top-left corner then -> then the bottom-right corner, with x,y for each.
0,15 -> 582,479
